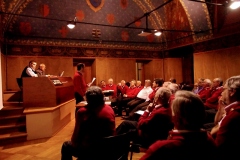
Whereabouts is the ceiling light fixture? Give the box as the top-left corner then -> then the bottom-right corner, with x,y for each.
138,14 -> 152,36
67,17 -> 77,29
189,0 -> 240,9
154,30 -> 162,36
229,0 -> 240,9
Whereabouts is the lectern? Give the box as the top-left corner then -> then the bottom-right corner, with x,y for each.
22,77 -> 74,107
22,77 -> 75,140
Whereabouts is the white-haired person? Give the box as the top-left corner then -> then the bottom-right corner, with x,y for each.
141,90 -> 217,160
214,75 -> 240,159
197,78 -> 212,102
116,87 -> 173,148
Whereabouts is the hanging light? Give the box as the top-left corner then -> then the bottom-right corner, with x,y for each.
67,17 -> 77,29
229,0 -> 240,9
154,30 -> 162,36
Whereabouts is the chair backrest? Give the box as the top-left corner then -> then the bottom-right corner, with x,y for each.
79,132 -> 131,160
16,78 -> 23,90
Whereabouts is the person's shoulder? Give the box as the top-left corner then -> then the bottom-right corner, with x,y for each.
77,107 -> 87,114
102,104 -> 115,114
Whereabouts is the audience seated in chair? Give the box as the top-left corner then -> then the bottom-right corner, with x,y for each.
140,90 -> 217,160
61,86 -> 115,160
192,78 -> 204,94
204,78 -> 223,110
214,75 -> 240,159
116,87 -> 173,148
197,78 -> 212,102
115,80 -> 141,116
123,79 -> 153,117
125,78 -> 164,120
204,78 -> 223,124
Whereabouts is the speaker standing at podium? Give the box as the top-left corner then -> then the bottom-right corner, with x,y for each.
74,63 -> 88,112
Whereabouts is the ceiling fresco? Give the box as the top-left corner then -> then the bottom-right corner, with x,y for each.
1,0 -> 240,50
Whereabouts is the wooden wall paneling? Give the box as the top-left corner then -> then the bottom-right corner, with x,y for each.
182,55 -> 193,84
95,58 -> 136,85
163,58 -> 183,83
1,53 -> 6,91
194,46 -> 240,83
6,56 -> 73,91
144,59 -> 164,82
91,60 -> 96,85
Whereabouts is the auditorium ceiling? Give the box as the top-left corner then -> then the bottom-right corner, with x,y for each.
1,0 -> 240,51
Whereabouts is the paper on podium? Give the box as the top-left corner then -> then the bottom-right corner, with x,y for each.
134,110 -> 144,115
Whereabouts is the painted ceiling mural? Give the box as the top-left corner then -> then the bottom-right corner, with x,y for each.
1,0 -> 240,50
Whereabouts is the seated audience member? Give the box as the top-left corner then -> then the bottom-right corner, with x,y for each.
124,80 -> 153,117
61,86 -> 115,160
100,80 -> 107,91
204,78 -> 223,124
124,78 -> 164,120
204,98 -> 226,136
116,87 -> 173,148
117,80 -> 129,96
197,78 -> 212,102
193,78 -> 204,94
126,81 -> 130,87
169,77 -> 177,84
162,81 -> 171,88
167,83 -> 179,105
115,80 -> 141,116
106,78 -> 117,98
21,60 -> 38,78
214,75 -> 240,159
136,80 -> 143,89
36,63 -> 47,77
140,90 -> 217,160
204,78 -> 223,110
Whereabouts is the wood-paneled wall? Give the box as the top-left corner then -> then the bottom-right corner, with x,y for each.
95,58 -> 136,85
6,56 -> 73,90
194,46 -> 240,83
3,56 -> 184,91
1,53 -> 6,91
144,59 -> 164,81
142,58 -> 183,84
164,58 -> 183,83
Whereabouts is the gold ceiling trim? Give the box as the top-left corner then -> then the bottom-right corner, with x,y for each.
86,0 -> 105,12
179,0 -> 196,41
195,3 -> 213,41
133,0 -> 158,30
144,0 -> 165,28
3,0 -> 33,32
143,0 -> 167,42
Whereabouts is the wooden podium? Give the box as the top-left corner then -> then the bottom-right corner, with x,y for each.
22,77 -> 75,140
22,77 -> 74,107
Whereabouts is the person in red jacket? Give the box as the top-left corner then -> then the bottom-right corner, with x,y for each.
61,86 -> 115,160
117,80 -> 129,96
204,78 -> 223,123
205,78 -> 223,109
215,75 -> 240,159
115,80 -> 140,116
116,87 -> 173,148
106,78 -> 117,98
73,63 -> 89,106
197,78 -> 212,102
124,78 -> 164,120
140,91 -> 217,160
99,80 -> 107,91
